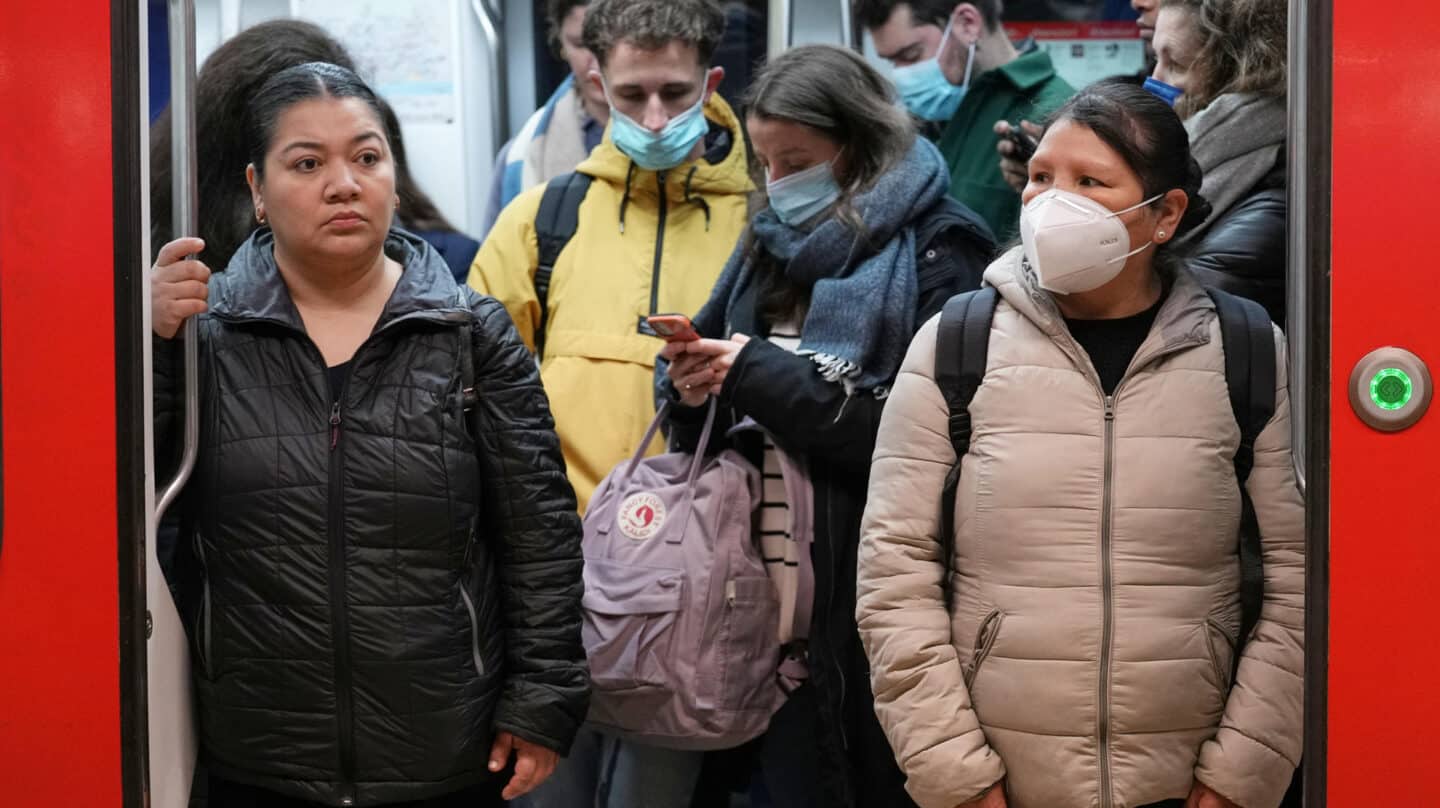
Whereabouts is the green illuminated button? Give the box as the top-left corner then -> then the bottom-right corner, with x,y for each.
1350,347 -> 1431,432
1370,367 -> 1414,411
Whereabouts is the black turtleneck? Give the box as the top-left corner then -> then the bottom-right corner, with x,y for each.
1063,295 -> 1164,396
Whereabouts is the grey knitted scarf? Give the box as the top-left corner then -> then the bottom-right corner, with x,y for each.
692,138 -> 951,395
1180,92 -> 1287,244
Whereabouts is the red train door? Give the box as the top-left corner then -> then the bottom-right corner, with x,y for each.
0,1 -> 148,806
1322,0 -> 1440,802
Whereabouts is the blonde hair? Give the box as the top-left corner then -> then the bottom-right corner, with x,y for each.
1161,0 -> 1287,118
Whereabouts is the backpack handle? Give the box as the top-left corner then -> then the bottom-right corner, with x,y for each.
618,397 -> 719,490
687,398 -> 720,490
607,398 -> 718,545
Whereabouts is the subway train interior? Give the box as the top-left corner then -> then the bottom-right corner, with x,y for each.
0,0 -> 1432,805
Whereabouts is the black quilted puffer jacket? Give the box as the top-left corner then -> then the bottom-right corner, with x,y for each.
1183,162 -> 1287,328
156,228 -> 587,806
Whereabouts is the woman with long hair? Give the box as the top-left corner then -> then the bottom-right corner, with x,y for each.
663,44 -> 995,807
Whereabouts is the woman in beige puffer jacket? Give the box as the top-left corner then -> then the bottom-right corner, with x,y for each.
856,82 -> 1303,808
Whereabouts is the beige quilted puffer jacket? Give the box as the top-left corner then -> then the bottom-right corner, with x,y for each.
856,248 -> 1304,808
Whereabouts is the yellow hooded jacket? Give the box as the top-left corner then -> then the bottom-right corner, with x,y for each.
469,93 -> 753,512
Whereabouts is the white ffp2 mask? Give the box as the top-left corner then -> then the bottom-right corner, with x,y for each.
1019,189 -> 1162,294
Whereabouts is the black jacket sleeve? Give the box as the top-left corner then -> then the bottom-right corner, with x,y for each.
669,212 -> 992,472
1184,187 -> 1287,327
468,296 -> 589,754
153,333 -> 183,487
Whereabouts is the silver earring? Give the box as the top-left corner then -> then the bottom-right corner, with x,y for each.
1157,230 -> 1166,240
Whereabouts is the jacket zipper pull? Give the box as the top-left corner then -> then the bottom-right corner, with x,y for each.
1104,396 -> 1116,421
330,401 -> 342,450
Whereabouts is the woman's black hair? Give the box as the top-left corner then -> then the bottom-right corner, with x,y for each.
1042,78 -> 1213,242
150,20 -> 356,268
245,62 -> 387,180
150,20 -> 464,269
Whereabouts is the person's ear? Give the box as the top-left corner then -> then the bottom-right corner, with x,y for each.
702,65 -> 726,102
246,164 -> 265,223
951,3 -> 986,45
1155,188 -> 1189,243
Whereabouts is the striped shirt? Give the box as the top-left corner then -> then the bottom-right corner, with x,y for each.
762,326 -> 805,644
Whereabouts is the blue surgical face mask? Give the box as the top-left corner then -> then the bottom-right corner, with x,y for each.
605,83 -> 710,171
766,159 -> 843,226
1142,76 -> 1184,107
891,20 -> 976,122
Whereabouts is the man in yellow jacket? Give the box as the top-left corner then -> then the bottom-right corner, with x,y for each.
470,0 -> 752,515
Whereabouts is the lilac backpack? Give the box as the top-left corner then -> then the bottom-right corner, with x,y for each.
580,400 -> 785,750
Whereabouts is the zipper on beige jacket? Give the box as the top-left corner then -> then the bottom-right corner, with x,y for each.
1011,261 -> 1212,807
1089,332 -> 1206,808
1099,394 -> 1117,808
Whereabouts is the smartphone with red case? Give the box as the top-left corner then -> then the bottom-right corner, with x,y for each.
646,313 -> 701,342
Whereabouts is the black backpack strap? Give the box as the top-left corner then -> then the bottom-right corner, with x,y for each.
933,287 -> 999,613
457,288 -> 479,439
532,171 -> 593,358
1208,288 -> 1276,654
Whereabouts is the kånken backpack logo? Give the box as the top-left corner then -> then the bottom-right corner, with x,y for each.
618,492 -> 666,540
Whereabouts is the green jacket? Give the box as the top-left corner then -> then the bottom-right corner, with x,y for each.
936,47 -> 1074,241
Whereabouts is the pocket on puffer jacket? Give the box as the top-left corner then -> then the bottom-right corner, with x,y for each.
1204,618 -> 1238,692
963,609 -> 1005,690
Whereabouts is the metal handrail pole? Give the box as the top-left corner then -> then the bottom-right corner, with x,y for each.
156,0 -> 200,521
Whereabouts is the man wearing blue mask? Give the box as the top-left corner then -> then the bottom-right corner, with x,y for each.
472,0 -> 751,524
469,3 -> 750,799
856,0 -> 1074,238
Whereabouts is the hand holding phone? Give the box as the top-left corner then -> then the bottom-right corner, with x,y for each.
1001,120 -> 1038,162
646,313 -> 700,342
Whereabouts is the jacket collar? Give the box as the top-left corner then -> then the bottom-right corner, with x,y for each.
577,92 -> 755,199
210,227 -> 471,333
984,246 -> 1214,385
992,46 -> 1061,93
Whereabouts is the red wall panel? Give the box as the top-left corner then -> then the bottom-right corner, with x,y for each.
1330,0 -> 1440,802
0,2 -> 124,805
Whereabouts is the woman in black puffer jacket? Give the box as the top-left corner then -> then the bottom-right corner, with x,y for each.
152,62 -> 587,808
1151,0 -> 1288,326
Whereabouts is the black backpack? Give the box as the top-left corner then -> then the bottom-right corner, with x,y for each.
932,286 -> 1276,658
530,171 -> 595,358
